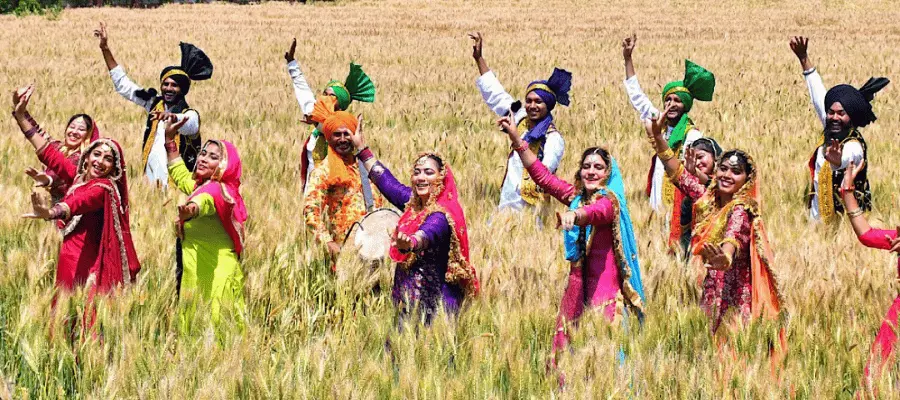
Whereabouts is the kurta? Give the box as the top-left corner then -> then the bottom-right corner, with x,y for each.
526,160 -> 622,321
802,68 -> 865,220
476,71 -> 565,211
369,162 -> 464,321
109,65 -> 200,187
674,169 -> 752,333
303,153 -> 382,245
169,160 -> 245,322
624,75 -> 702,212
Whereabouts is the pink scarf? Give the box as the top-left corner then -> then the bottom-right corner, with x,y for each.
187,140 -> 247,257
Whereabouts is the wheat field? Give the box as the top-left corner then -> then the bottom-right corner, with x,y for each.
2,0 -> 900,398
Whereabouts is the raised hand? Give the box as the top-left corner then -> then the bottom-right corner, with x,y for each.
94,22 -> 109,50
824,139 -> 843,168
497,115 -> 518,138
285,38 -> 297,62
685,147 -> 697,175
700,243 -> 731,270
163,115 -> 188,141
12,85 -> 34,116
622,33 -> 637,60
351,114 -> 367,151
468,32 -> 483,60
22,191 -> 51,219
25,167 -> 51,187
644,103 -> 672,143
789,36 -> 808,61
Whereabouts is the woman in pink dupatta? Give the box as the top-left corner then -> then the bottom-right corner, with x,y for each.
839,160 -> 900,395
164,117 -> 247,325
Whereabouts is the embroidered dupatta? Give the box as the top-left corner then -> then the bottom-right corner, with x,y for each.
184,140 -> 247,257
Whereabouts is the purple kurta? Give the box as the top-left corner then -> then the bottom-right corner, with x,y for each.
369,162 -> 465,322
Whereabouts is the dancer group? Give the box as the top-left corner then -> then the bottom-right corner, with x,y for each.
10,24 -> 898,388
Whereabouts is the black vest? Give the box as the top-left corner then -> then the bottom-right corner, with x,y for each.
827,131 -> 871,213
143,97 -> 202,171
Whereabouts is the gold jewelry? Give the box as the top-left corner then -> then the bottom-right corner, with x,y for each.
658,148 -> 676,162
847,208 -> 865,218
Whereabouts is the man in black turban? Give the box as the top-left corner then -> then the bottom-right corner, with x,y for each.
790,36 -> 889,223
95,22 -> 213,187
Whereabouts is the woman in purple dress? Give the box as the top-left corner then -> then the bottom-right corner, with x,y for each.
351,120 -> 479,324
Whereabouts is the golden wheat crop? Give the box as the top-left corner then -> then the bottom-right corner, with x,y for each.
2,0 -> 900,397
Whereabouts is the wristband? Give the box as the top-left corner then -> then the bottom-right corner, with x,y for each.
512,140 -> 528,152
356,147 -> 374,162
23,125 -> 39,139
164,140 -> 178,154
847,208 -> 865,218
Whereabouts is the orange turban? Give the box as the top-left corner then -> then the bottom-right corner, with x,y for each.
309,96 -> 360,186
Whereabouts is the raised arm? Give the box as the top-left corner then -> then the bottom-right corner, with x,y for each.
11,86 -> 49,152
94,22 -> 118,71
470,33 -> 526,121
499,116 -> 576,204
644,105 -> 682,176
622,33 -> 659,121
790,36 -> 826,125
99,23 -> 153,111
285,38 -> 316,117
469,32 -> 490,76
350,116 -> 412,208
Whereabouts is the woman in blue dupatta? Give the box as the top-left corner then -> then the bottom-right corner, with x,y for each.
498,117 -> 645,362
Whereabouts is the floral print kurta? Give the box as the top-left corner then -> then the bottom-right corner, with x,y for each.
303,155 -> 382,245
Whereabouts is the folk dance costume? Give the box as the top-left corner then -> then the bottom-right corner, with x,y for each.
108,42 -> 212,187
625,60 -> 715,254
365,153 -> 479,323
801,68 -> 888,222
168,140 -> 247,326
288,61 -> 376,193
303,97 -> 383,249
675,138 -> 723,260
476,68 -> 571,211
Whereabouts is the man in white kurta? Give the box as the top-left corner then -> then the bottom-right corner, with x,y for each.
476,70 -> 565,211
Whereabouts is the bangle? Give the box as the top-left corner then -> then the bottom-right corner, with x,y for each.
164,140 -> 178,154
23,125 -> 39,139
409,235 -> 419,252
838,186 -> 855,196
657,148 -> 676,162
356,147 -> 373,162
847,208 -> 865,218
512,140 -> 528,152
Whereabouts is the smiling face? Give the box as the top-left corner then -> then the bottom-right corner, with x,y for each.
693,148 -> 716,175
63,116 -> 90,149
579,153 -> 610,193
524,91 -> 549,122
194,142 -> 223,180
663,93 -> 686,124
826,102 -> 852,136
161,77 -> 183,104
84,144 -> 116,180
715,155 -> 749,196
328,127 -> 355,156
412,156 -> 442,201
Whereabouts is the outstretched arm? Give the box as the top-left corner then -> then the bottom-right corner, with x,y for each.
622,33 -> 658,121
94,22 -> 118,71
11,86 -> 49,152
790,36 -> 826,125
469,32 -> 489,76
350,116 -> 412,209
285,38 -> 316,118
644,104 -> 682,176
470,32 -> 525,121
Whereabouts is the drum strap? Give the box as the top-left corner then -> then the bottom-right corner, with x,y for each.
359,159 -> 375,212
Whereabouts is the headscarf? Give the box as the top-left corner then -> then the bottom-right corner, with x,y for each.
689,150 -> 782,321
185,140 -> 247,257
325,62 -> 376,111
60,114 -> 101,158
389,153 -> 479,295
563,156 -> 645,315
63,138 -> 141,294
823,77 -> 889,129
309,96 -> 360,187
662,60 -> 716,148
522,67 -> 572,144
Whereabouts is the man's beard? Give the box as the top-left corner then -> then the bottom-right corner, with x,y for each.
824,122 -> 852,143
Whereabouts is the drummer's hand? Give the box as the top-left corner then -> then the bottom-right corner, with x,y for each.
326,241 -> 341,256
393,231 -> 414,251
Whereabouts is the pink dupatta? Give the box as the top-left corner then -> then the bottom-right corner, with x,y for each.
186,140 -> 247,257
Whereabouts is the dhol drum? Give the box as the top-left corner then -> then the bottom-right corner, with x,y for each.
343,208 -> 401,262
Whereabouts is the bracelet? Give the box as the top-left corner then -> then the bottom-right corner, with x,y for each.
847,208 -> 865,218
47,203 -> 69,220
657,148 -> 676,162
356,147 -> 373,162
512,140 -> 528,152
838,186 -> 855,196
23,125 -> 39,139
164,140 -> 178,153
409,235 -> 419,252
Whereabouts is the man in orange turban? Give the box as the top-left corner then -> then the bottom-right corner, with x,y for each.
303,96 -> 382,258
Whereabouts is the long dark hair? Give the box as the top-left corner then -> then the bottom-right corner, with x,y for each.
66,114 -> 94,137
573,146 -> 611,190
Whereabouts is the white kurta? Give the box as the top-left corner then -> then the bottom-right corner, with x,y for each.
109,65 -> 200,187
476,71 -> 565,211
287,59 -> 325,186
803,68 -> 865,221
623,75 -> 702,212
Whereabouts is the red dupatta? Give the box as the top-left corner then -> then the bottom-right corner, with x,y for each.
389,154 -> 479,295
185,140 -> 247,257
62,138 -> 141,294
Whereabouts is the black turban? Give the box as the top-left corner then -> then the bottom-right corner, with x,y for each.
824,77 -> 889,128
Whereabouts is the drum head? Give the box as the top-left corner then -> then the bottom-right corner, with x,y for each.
345,208 -> 401,261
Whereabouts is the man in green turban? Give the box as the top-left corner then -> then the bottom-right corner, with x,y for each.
283,38 -> 376,193
622,33 -> 716,255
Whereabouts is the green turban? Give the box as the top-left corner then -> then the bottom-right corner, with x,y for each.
662,59 -> 715,148
325,62 -> 376,111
